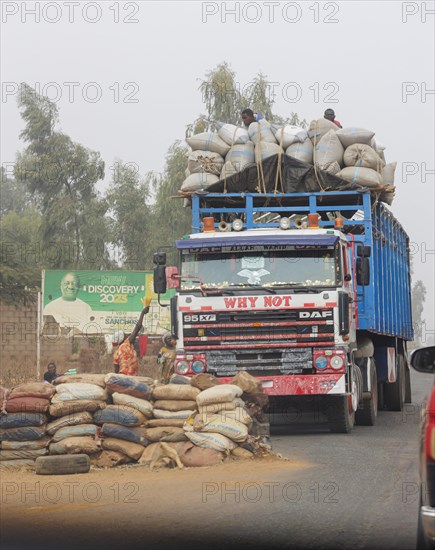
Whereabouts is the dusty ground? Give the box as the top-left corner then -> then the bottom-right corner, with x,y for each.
1,455 -> 314,550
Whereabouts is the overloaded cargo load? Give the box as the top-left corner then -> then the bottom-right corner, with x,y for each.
180,118 -> 396,205
0,372 -> 274,471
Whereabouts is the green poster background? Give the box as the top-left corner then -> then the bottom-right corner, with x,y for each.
42,270 -> 174,335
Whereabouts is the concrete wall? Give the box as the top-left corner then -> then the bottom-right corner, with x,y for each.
0,300 -> 164,387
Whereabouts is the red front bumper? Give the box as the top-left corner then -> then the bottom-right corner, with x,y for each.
217,373 -> 347,396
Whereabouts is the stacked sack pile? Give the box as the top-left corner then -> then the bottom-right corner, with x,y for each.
308,119 -> 395,204
50,373 -> 153,467
180,118 -> 395,204
181,120 -> 309,194
0,383 -> 54,468
1,372 -> 271,471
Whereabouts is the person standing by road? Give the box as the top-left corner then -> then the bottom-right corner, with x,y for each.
157,333 -> 177,384
112,299 -> 151,376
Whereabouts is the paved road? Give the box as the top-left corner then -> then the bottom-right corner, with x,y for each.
1,369 -> 430,550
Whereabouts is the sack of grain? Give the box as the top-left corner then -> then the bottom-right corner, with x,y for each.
336,167 -> 383,188
248,120 -> 277,144
93,405 -> 146,427
343,144 -> 385,170
225,142 -> 255,172
153,399 -> 197,412
186,132 -> 231,156
146,418 -> 186,428
101,437 -> 144,461
255,142 -> 283,162
371,137 -> 386,153
194,414 -> 248,442
101,423 -> 149,446
336,127 -> 375,148
49,436 -> 101,456
51,424 -> 98,443
196,384 -> 243,406
46,412 -> 94,435
178,441 -> 224,467
231,446 -> 254,459
185,431 -> 237,452
1,437 -> 50,450
153,384 -> 200,401
230,371 -> 263,394
187,150 -> 224,176
9,382 -> 55,399
308,119 -> 338,144
153,409 -> 195,420
0,426 -> 46,442
49,399 -> 106,418
5,396 -> 50,414
285,138 -> 314,164
111,393 -> 153,417
273,125 -> 307,148
198,401 -> 238,415
180,172 -> 220,193
55,383 -> 108,402
219,161 -> 238,180
91,450 -> 131,468
0,448 -> 47,461
145,426 -> 187,443
53,374 -> 107,388
0,412 -> 46,429
381,162 -> 397,185
314,130 -> 344,171
104,374 -> 152,400
217,123 -> 249,146
213,407 -> 253,428
190,373 -> 220,391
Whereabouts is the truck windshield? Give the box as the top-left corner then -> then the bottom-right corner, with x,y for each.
180,246 -> 340,290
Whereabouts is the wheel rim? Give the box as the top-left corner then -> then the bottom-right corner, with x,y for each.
348,379 -> 358,413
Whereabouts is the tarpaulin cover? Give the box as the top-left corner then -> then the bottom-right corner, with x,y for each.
206,154 -> 360,194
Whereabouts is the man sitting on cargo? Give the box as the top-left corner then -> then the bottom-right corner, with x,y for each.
112,302 -> 150,376
241,108 -> 263,128
324,108 -> 342,128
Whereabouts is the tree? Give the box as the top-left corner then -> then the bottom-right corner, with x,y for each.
14,83 -> 107,269
0,165 -> 36,218
0,209 -> 42,304
150,142 -> 191,266
106,161 -> 154,269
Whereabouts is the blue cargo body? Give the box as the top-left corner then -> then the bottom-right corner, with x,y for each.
188,190 -> 413,341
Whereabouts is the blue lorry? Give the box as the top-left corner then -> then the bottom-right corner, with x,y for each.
154,188 -> 413,433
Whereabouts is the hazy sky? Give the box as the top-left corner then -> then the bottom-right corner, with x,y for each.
2,0 -> 434,333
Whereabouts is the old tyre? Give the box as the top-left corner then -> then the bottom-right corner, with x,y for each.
35,454 -> 90,475
356,359 -> 378,426
384,354 -> 406,412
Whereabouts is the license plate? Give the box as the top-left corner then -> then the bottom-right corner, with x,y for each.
261,380 -> 273,388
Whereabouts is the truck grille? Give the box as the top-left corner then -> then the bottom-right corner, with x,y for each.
206,348 -> 313,376
182,308 -> 335,350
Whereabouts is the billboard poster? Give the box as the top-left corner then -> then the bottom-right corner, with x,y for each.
42,270 -> 174,336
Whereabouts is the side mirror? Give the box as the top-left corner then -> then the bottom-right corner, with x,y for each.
153,252 -> 167,295
356,257 -> 370,286
357,245 -> 371,258
410,346 -> 435,373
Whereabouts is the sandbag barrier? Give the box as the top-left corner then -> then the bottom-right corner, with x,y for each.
0,372 -> 273,471
180,119 -> 395,205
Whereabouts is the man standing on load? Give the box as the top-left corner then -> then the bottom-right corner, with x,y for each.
241,108 -> 263,128
112,298 -> 151,376
324,108 -> 342,128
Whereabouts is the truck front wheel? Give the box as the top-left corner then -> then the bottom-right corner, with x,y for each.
326,389 -> 356,434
